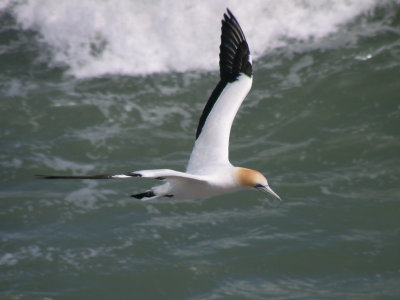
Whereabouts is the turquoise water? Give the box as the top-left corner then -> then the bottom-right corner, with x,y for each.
1,1 -> 400,299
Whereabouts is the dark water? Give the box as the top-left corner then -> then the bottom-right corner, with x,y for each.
1,1 -> 400,299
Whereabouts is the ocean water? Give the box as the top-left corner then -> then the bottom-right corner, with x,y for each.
1,0 -> 400,299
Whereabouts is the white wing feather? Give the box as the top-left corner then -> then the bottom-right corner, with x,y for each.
133,169 -> 208,182
186,74 -> 252,173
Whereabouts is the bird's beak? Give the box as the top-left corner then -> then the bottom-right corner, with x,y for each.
255,184 -> 281,201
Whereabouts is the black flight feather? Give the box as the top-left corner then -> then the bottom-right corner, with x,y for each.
131,190 -> 155,199
195,9 -> 252,139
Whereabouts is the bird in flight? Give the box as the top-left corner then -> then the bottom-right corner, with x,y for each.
39,9 -> 281,201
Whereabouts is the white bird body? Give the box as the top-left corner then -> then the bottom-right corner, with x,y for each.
151,167 -> 240,200
40,9 -> 281,202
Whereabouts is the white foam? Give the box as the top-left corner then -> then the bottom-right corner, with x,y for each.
0,252 -> 18,266
0,0 -> 13,11
6,0 -> 387,78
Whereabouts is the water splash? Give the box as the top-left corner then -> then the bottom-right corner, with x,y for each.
4,0 -> 388,78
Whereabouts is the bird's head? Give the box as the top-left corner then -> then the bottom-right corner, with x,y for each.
236,168 -> 281,200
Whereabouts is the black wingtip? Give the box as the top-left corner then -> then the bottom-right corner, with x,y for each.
126,172 -> 142,177
219,8 -> 252,82
194,9 -> 252,140
131,191 -> 155,199
36,174 -> 120,179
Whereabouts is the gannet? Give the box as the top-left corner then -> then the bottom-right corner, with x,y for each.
39,9 -> 281,201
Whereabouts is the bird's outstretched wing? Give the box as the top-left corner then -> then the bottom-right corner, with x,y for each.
36,169 -> 208,181
36,174 -> 133,179
187,9 -> 253,173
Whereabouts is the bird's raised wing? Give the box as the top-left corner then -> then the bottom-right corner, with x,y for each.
186,9 -> 253,174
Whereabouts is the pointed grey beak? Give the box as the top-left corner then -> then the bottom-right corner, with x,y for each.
255,184 -> 281,201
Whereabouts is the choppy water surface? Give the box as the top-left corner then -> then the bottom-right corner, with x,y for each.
1,1 -> 400,299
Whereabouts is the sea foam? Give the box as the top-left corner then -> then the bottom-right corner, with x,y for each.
4,0 -> 389,78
